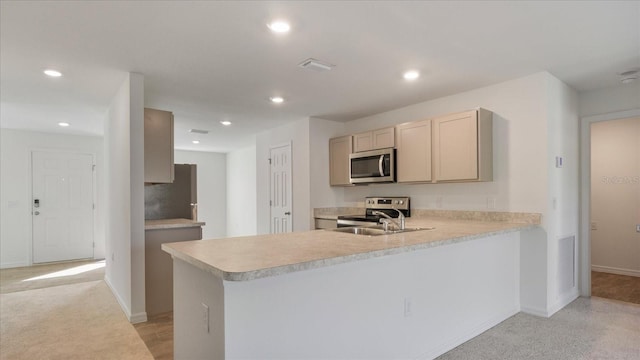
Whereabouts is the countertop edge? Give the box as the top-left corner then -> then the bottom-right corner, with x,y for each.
165,223 -> 537,282
145,218 -> 206,230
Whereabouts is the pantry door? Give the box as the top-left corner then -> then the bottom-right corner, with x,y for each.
269,143 -> 293,234
32,151 -> 95,263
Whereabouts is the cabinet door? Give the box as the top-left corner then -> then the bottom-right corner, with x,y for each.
144,108 -> 174,183
353,132 -> 373,152
372,127 -> 395,149
329,135 -> 353,186
396,120 -> 432,183
433,110 -> 478,181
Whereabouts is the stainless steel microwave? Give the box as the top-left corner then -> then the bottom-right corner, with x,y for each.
349,148 -> 396,184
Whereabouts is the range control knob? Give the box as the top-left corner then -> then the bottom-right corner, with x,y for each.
399,200 -> 404,205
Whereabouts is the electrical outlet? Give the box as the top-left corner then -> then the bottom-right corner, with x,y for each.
202,303 -> 209,333
591,222 -> 597,231
404,298 -> 412,317
636,225 -> 640,233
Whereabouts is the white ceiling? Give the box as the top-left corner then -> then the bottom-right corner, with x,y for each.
1,1 -> 638,153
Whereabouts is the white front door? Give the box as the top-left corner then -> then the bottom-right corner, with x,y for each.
32,151 -> 95,263
269,143 -> 293,233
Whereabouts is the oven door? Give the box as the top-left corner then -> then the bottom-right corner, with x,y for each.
349,148 -> 395,184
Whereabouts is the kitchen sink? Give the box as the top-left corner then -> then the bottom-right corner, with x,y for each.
329,226 -> 434,236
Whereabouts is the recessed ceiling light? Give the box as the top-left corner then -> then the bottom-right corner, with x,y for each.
44,69 -> 62,77
267,21 -> 290,33
220,121 -> 232,126
270,96 -> 284,104
403,70 -> 420,80
58,122 -> 70,127
192,140 -> 200,144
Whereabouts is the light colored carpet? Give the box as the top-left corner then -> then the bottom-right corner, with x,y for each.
0,280 -> 153,360
437,297 -> 640,359
0,259 -> 105,294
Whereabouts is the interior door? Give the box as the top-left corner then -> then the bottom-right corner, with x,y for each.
32,151 -> 94,263
269,143 -> 293,233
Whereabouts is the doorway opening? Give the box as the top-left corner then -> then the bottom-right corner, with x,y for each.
587,116 -> 640,305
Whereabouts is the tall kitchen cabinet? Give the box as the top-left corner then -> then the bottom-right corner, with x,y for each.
432,109 -> 492,182
329,135 -> 353,186
144,108 -> 174,183
396,119 -> 432,183
353,127 -> 395,152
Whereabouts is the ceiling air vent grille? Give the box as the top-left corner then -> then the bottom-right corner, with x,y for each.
298,58 -> 334,72
189,129 -> 209,134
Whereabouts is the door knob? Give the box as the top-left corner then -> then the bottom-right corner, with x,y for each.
285,212 -> 291,215
34,211 -> 40,215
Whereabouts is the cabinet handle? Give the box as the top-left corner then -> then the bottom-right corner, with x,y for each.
285,212 -> 291,215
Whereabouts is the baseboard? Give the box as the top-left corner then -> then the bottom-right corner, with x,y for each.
129,311 -> 148,324
547,289 -> 580,317
592,265 -> 640,277
0,261 -> 29,269
415,305 -> 520,360
520,305 -> 550,318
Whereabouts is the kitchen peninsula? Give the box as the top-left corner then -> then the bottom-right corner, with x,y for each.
163,212 -> 540,359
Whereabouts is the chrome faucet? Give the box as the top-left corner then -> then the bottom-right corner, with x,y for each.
371,209 -> 405,231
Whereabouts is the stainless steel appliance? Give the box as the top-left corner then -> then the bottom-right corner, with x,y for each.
349,148 -> 396,184
337,196 -> 410,227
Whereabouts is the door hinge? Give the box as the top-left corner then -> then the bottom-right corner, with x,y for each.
92,164 -> 96,171
268,158 -> 272,164
93,204 -> 95,210
93,242 -> 95,248
270,200 -> 273,206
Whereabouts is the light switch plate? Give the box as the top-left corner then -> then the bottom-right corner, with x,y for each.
636,225 -> 640,233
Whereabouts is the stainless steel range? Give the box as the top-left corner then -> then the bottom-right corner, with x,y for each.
337,197 -> 410,227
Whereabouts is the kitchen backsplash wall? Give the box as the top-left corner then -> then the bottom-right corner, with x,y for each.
145,164 -> 197,220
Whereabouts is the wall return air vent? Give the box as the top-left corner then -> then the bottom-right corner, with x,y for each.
298,58 -> 334,72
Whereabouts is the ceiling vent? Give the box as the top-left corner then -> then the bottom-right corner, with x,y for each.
298,58 -> 334,72
189,129 -> 209,134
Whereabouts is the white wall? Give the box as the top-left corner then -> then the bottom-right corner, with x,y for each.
255,119 -> 311,234
309,117 -> 347,209
579,82 -> 640,117
104,72 -> 146,323
226,145 -> 257,237
339,72 -> 550,217
545,75 -> 580,313
591,117 -> 640,276
0,129 -> 105,268
174,150 -> 227,240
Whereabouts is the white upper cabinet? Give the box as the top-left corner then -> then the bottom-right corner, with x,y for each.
144,108 -> 174,183
432,109 -> 492,182
353,127 -> 395,152
396,119 -> 432,183
329,135 -> 353,186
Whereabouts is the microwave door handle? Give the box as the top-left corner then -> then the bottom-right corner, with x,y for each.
379,155 -> 384,176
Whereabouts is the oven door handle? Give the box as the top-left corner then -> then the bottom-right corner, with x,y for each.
379,155 -> 384,176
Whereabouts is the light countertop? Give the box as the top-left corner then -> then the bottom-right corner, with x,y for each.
145,218 -> 206,230
162,215 -> 538,282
